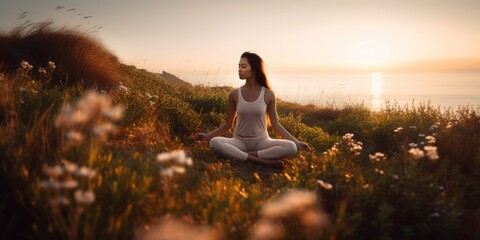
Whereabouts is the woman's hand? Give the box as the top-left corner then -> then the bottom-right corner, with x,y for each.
195,132 -> 211,142
296,141 -> 314,152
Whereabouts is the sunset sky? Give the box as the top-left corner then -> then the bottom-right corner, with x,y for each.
1,0 -> 480,76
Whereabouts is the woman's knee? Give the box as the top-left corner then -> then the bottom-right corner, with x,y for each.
209,137 -> 222,153
286,141 -> 298,156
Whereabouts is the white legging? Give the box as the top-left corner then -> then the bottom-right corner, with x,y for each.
209,134 -> 297,161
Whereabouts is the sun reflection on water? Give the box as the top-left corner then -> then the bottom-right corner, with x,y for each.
371,72 -> 382,110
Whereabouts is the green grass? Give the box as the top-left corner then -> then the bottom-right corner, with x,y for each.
1,27 -> 480,240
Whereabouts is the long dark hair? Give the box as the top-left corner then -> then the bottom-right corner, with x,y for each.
241,52 -> 271,89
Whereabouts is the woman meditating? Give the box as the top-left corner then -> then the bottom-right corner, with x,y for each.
196,52 -> 312,168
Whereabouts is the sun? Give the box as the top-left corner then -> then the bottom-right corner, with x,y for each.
343,37 -> 392,69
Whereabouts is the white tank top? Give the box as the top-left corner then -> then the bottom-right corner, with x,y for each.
234,87 -> 268,137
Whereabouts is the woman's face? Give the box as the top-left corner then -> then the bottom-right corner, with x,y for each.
238,57 -> 253,80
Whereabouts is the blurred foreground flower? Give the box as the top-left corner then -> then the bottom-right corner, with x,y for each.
55,91 -> 124,147
251,190 -> 329,240
156,149 -> 193,178
408,148 -> 425,160
138,216 -> 220,240
38,160 -> 97,239
424,146 -> 439,161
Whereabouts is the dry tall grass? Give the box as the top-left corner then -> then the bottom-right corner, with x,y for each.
0,22 -> 123,89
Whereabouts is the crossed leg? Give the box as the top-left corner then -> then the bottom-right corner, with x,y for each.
209,136 -> 297,168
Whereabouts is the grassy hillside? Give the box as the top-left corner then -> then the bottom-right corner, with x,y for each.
1,26 -> 480,240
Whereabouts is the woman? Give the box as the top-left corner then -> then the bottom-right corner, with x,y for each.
196,52 -> 312,168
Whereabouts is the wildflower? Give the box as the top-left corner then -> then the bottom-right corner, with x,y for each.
424,146 -> 439,160
118,84 -> 128,93
430,212 -> 441,218
20,60 -> 33,71
425,136 -> 436,144
55,91 -> 124,144
61,180 -> 79,190
317,180 -> 333,190
103,105 -> 124,120
62,160 -> 78,173
93,122 -> 115,138
261,190 -> 317,218
43,165 -> 64,178
38,179 -> 62,190
253,190 -> 329,240
394,127 -> 403,133
408,143 -> 418,148
48,61 -> 56,69
156,149 -> 192,166
369,152 -> 386,162
66,130 -> 84,145
157,149 -> 193,178
74,190 -> 95,205
138,217 -> 221,240
251,220 -> 284,240
408,148 -> 425,159
53,195 -> 70,206
160,168 -> 175,177
75,166 -> 97,178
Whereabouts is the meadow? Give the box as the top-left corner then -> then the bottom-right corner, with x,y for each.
1,25 -> 480,240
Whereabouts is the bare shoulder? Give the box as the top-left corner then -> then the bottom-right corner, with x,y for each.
264,88 -> 276,104
229,89 -> 238,102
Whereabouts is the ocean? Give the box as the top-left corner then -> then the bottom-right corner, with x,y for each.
183,71 -> 480,110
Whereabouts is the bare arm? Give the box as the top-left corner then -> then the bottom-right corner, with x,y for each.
197,90 -> 237,142
266,89 -> 313,151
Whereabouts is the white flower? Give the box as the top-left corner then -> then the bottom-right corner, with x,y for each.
38,179 -> 61,190
160,168 -> 175,177
74,190 -> 95,205
118,85 -> 128,93
251,219 -> 284,240
62,180 -> 79,190
369,152 -> 386,162
76,166 -> 97,178
93,122 -> 115,137
48,61 -> 56,69
43,165 -> 64,177
425,136 -> 436,144
394,127 -> 403,133
102,105 -> 124,120
53,195 -> 70,206
171,166 -> 186,174
408,148 -> 425,159
63,161 -> 78,173
424,146 -> 439,161
317,180 -> 333,190
261,190 -> 317,218
66,130 -> 84,144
